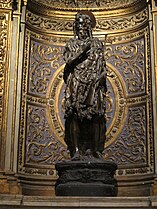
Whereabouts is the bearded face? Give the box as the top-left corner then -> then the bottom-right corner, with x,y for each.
74,13 -> 92,40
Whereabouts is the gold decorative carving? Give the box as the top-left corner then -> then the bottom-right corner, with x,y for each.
47,66 -> 65,142
26,11 -> 73,33
27,95 -> 47,106
26,26 -> 149,46
96,8 -> 148,31
27,30 -> 67,44
19,2 -> 154,180
26,105 -> 69,164
125,167 -> 149,175
126,95 -> 147,105
104,106 -> 147,165
105,38 -> 145,94
0,0 -> 12,9
0,12 -> 10,168
29,40 -> 63,95
106,27 -> 148,44
18,30 -> 30,167
0,14 -> 7,135
26,8 -> 148,34
28,0 -> 144,10
21,167 -> 55,176
145,28 -> 154,168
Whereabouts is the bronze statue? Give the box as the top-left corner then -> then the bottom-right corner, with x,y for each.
63,11 -> 107,160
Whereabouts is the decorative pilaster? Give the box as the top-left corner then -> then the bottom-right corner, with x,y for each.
0,0 -> 27,194
150,0 -> 157,195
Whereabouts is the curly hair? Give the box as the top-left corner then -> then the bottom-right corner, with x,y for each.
73,11 -> 96,38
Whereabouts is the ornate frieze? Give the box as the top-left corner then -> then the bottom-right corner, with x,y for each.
26,7 -> 148,34
96,8 -> 148,32
28,0 -> 144,10
26,11 -> 73,33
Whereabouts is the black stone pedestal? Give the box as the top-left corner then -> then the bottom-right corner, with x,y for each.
55,160 -> 117,196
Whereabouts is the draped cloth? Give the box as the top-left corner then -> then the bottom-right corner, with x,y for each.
63,36 -> 107,158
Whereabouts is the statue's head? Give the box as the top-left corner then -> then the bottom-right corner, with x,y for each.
74,11 -> 96,40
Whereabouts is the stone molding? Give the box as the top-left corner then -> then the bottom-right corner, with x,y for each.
1,195 -> 157,208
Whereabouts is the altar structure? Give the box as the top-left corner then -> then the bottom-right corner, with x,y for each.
0,0 -> 157,200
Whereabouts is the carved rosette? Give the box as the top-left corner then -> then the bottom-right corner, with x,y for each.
18,0 -> 154,181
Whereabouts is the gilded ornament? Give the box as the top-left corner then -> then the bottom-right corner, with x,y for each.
104,106 -> 146,165
18,2 -> 154,180
0,12 -> 9,162
26,7 -> 148,34
0,0 -> 12,9
28,0 -> 144,10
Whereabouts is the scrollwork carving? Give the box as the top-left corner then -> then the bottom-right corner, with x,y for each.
28,0 -> 144,10
29,40 -> 64,95
19,17 -> 154,179
96,8 -> 148,31
26,11 -> 73,32
26,8 -> 148,33
26,105 -> 69,164
0,0 -> 12,8
28,30 -> 68,44
104,106 -> 146,165
105,38 -> 145,94
27,95 -> 47,106
0,13 -> 9,147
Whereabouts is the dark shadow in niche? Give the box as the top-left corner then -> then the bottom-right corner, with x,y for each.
12,0 -> 18,10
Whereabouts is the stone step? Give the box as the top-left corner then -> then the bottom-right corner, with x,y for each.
0,195 -> 157,209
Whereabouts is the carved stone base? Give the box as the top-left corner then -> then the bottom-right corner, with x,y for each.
0,172 -> 20,195
55,160 -> 117,196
